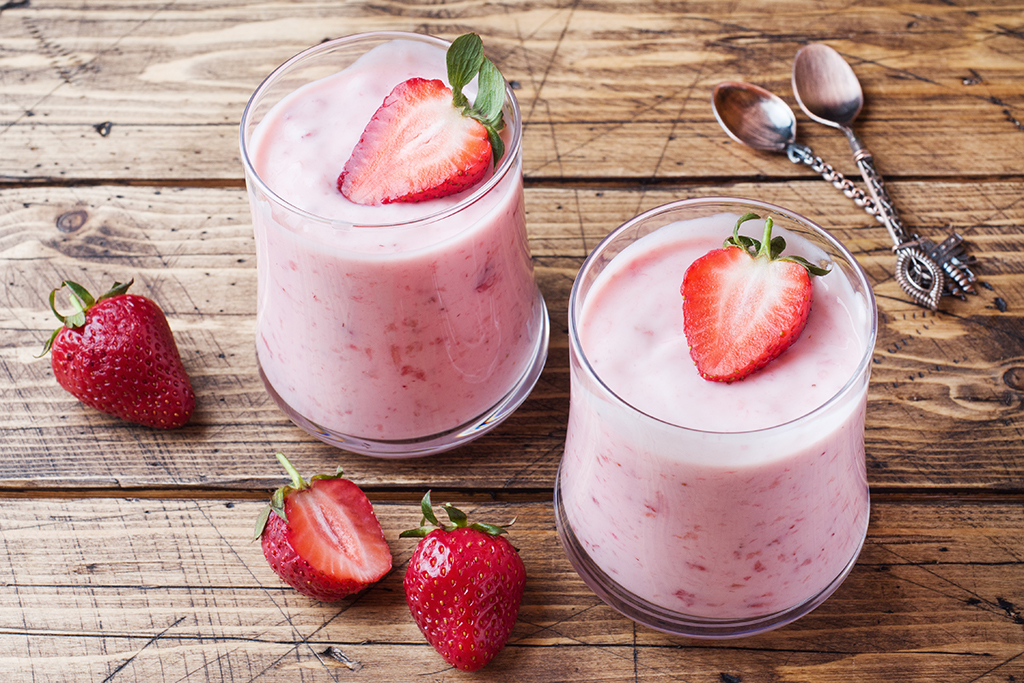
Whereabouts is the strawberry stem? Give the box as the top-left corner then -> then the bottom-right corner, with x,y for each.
276,452 -> 306,490
39,278 -> 135,356
255,452 -> 347,539
400,491 -> 514,538
726,213 -> 831,277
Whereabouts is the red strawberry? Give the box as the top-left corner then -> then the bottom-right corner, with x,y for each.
681,212 -> 831,382
254,453 -> 392,602
41,279 -> 195,428
401,492 -> 525,672
338,33 -> 508,205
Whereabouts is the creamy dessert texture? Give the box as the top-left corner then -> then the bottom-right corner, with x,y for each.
247,39 -> 544,440
561,212 -> 872,618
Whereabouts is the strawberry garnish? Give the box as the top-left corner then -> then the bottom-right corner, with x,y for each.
681,212 -> 831,383
41,279 -> 195,428
254,453 -> 392,602
400,492 -> 526,672
338,33 -> 507,205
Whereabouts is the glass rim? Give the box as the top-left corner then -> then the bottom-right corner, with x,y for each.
568,196 -> 879,436
237,30 -> 523,230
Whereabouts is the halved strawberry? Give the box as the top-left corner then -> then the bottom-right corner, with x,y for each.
338,33 -> 507,205
254,453 -> 392,602
681,212 -> 831,383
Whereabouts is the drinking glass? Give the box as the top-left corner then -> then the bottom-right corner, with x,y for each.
556,197 -> 877,637
240,32 -> 548,457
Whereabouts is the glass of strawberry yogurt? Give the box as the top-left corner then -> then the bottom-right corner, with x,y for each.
239,33 -> 548,457
555,197 -> 877,637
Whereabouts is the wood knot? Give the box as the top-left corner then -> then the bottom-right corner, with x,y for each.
56,209 -> 87,233
1003,367 -> 1024,392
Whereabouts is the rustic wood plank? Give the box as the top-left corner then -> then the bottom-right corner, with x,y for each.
3,3 -> 1021,683
2,181 -> 1022,491
1,0 -> 1022,181
0,496 -> 1021,682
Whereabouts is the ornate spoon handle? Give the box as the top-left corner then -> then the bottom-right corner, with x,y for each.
855,152 -> 977,298
787,143 -> 881,222
786,143 -> 976,305
854,150 -> 944,310
854,152 -> 912,245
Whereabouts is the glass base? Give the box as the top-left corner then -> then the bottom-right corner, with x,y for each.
258,300 -> 549,458
553,467 -> 868,638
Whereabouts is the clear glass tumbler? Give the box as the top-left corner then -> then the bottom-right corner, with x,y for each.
555,197 -> 877,637
239,32 -> 549,457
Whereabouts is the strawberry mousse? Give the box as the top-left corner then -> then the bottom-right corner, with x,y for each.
557,200 -> 877,636
240,34 -> 547,455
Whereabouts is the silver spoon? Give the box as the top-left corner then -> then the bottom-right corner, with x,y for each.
792,43 -> 974,308
712,81 -> 882,221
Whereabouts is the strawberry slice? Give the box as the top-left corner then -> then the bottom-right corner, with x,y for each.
255,453 -> 392,602
338,33 -> 507,205
286,478 -> 393,586
681,212 -> 831,383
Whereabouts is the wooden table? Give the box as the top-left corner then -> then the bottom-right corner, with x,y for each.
2,1 -> 1022,681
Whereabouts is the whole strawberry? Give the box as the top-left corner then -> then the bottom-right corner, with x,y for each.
41,279 -> 195,428
401,492 -> 525,672
681,212 -> 831,382
254,453 -> 392,602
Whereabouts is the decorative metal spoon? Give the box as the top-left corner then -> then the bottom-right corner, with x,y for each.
712,81 -> 882,222
792,43 -> 976,308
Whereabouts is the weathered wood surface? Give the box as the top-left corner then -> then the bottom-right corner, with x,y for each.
2,181 -> 1022,491
1,1 -> 1022,182
0,497 -> 1021,683
2,1 -> 1024,681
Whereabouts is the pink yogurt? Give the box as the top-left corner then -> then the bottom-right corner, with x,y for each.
559,208 -> 875,625
242,37 -> 546,447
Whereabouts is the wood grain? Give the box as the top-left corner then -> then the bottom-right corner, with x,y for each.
2,181 -> 1022,491
0,496 -> 1020,683
2,2 -> 1023,680
1,1 -> 1021,182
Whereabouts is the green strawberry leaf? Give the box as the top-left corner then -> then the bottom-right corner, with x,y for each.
725,213 -> 831,278
420,490 -> 441,527
94,279 -> 133,304
258,452 -> 318,532
399,491 -> 516,538
270,486 -> 289,523
253,504 -> 273,541
309,465 -> 345,484
487,127 -> 505,167
782,255 -> 832,277
59,281 -> 94,328
62,280 -> 96,312
446,33 -> 508,167
442,502 -> 469,527
769,235 -> 787,260
473,57 -> 506,125
447,33 -> 484,110
40,279 -> 125,356
469,521 -> 510,536
38,327 -> 61,357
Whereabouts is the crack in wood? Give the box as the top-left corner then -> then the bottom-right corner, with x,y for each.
101,615 -> 187,682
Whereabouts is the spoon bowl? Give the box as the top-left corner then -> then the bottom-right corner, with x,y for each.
791,42 -> 951,310
710,80 -> 883,222
792,44 -> 864,130
711,81 -> 796,153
